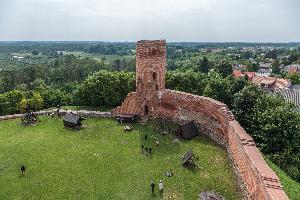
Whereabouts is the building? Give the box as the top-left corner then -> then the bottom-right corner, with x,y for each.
284,64 -> 300,74
176,121 -> 199,140
251,76 -> 290,91
113,40 -> 288,199
256,62 -> 272,76
233,70 -> 256,81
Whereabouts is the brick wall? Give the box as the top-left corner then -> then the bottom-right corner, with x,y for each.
114,40 -> 289,199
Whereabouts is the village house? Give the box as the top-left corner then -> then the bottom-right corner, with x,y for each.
256,62 -> 272,76
284,64 -> 300,74
251,76 -> 290,91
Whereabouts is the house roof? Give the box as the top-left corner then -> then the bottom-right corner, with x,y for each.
233,70 -> 256,81
259,63 -> 272,68
285,64 -> 300,74
181,121 -> 198,133
251,76 -> 290,90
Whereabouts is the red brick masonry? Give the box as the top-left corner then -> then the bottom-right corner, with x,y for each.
114,40 -> 289,200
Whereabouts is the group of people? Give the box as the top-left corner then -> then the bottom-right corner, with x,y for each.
141,134 -> 161,157
150,180 -> 164,193
141,145 -> 153,156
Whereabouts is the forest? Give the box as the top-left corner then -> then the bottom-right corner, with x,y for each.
0,41 -> 300,183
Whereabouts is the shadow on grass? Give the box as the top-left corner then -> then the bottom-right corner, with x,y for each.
192,134 -> 225,149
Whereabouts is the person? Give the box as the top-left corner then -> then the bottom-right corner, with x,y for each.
148,148 -> 152,156
156,140 -> 160,148
158,180 -> 163,192
145,147 -> 149,156
26,103 -> 30,114
165,170 -> 173,177
141,145 -> 144,154
57,104 -> 61,117
20,165 -> 26,176
144,134 -> 148,140
150,181 -> 155,193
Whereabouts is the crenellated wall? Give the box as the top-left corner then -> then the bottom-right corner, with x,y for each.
114,40 -> 289,199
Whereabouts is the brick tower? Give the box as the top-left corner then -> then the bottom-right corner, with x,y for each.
136,40 -> 166,115
114,40 -> 166,116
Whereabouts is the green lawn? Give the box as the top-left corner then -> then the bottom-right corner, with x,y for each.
0,117 -> 241,200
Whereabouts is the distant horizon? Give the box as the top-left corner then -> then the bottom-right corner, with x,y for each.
1,40 -> 300,44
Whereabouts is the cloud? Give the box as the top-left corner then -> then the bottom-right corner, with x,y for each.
0,0 -> 299,41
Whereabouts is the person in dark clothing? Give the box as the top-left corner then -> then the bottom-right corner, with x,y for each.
56,104 -> 61,117
149,148 -> 152,156
150,181 -> 155,193
20,165 -> 26,176
141,145 -> 144,154
26,104 -> 30,113
145,147 -> 149,156
144,134 -> 148,140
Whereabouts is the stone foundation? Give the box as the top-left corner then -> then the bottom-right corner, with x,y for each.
0,109 -> 111,121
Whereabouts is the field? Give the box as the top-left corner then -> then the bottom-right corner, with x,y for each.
0,116 -> 241,200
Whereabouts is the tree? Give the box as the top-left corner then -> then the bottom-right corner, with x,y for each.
166,70 -> 207,95
215,59 -> 233,77
203,72 -> 231,105
196,56 -> 211,73
5,90 -> 25,114
232,85 -> 263,130
250,95 -> 300,181
246,62 -> 259,72
31,49 -> 39,56
265,49 -> 278,59
113,59 -> 121,71
0,94 -> 8,115
287,73 -> 300,84
272,59 -> 281,75
76,71 -> 135,107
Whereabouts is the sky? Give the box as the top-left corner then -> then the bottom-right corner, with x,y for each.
0,0 -> 299,42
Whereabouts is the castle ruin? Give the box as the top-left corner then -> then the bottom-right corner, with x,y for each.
114,40 -> 288,200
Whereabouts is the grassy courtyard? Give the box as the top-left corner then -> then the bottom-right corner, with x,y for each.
0,116 -> 241,200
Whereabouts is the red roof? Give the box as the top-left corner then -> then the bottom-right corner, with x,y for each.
251,76 -> 290,91
233,70 -> 256,81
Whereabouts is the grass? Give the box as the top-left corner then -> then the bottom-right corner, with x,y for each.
0,116 -> 242,200
266,158 -> 300,200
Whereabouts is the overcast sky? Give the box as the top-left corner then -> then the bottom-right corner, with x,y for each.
0,0 -> 299,42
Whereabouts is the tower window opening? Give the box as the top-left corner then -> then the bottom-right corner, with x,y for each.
153,72 -> 157,81
144,105 -> 149,115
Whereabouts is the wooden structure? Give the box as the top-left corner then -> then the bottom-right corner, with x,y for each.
63,112 -> 85,128
177,121 -> 199,140
116,114 -> 136,124
182,148 -> 198,167
21,104 -> 40,126
153,118 -> 199,139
